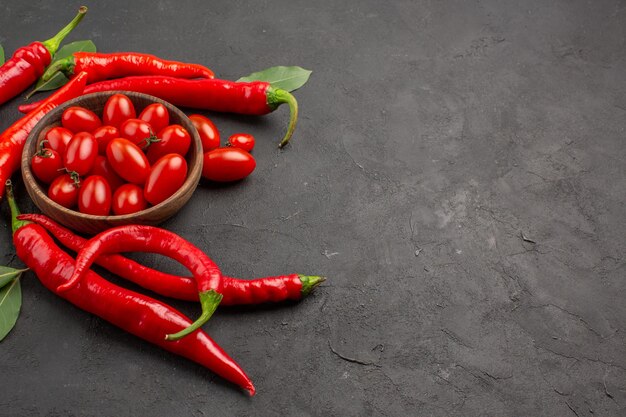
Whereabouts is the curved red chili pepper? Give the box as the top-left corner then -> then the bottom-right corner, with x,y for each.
42,52 -> 214,84
57,225 -> 224,341
18,213 -> 325,304
0,72 -> 88,200
0,7 -> 87,106
20,76 -> 298,147
5,183 -> 254,395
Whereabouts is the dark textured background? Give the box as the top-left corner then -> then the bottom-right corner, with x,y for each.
1,1 -> 625,416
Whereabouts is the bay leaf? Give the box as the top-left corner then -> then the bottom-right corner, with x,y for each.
53,39 -> 96,62
0,266 -> 27,289
237,66 -> 312,92
0,274 -> 23,342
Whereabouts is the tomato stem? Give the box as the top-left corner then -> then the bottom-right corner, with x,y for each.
68,171 -> 81,188
36,140 -> 52,157
141,133 -> 161,150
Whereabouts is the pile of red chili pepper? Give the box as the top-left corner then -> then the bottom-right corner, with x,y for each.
0,7 -> 319,396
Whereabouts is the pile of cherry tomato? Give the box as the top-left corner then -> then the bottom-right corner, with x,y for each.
190,115 -> 257,183
32,93 -> 258,216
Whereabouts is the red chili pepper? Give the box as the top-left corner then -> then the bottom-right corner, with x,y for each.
5,182 -> 254,395
42,52 -> 214,84
18,213 -> 325,304
57,225 -> 224,341
20,76 -> 298,147
18,102 -> 42,114
0,7 -> 87,106
0,72 -> 88,200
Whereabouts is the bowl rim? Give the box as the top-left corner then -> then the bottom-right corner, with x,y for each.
21,90 -> 203,221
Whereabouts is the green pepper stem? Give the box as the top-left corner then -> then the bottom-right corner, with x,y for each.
267,88 -> 299,148
41,56 -> 75,82
299,275 -> 326,296
165,290 -> 223,341
5,180 -> 31,235
40,6 -> 88,57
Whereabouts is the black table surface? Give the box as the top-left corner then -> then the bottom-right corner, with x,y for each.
1,1 -> 625,416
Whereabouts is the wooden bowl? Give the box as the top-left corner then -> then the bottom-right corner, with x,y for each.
21,91 -> 203,234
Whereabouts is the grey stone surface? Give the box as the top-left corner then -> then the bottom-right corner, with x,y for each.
0,0 -> 625,416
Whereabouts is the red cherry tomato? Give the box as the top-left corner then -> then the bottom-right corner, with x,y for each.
64,132 -> 98,176
93,126 -> 120,155
61,106 -> 102,133
31,148 -> 63,184
147,124 -> 191,164
102,94 -> 136,128
112,184 -> 147,215
89,155 -> 125,191
139,103 -> 169,134
228,133 -> 255,152
120,118 -> 155,148
48,174 -> 79,208
106,138 -> 150,185
42,126 -> 73,155
78,175 -> 111,216
144,154 -> 188,205
189,114 -> 219,151
202,147 -> 256,182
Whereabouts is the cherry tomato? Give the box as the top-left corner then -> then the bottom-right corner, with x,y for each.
120,118 -> 155,148
42,126 -> 73,155
202,147 -> 256,182
89,155 -> 125,191
189,114 -> 219,151
112,184 -> 147,215
78,175 -> 111,216
102,94 -> 136,128
31,148 -> 63,184
93,125 -> 120,155
48,174 -> 79,208
228,133 -> 255,152
64,132 -> 98,176
144,154 -> 188,205
147,124 -> 191,164
106,138 -> 150,185
139,103 -> 169,134
61,106 -> 102,133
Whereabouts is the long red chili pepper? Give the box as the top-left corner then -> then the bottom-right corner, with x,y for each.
41,52 -> 214,84
0,7 -> 87,106
5,182 -> 254,395
17,213 -> 325,304
0,71 -> 88,200
20,76 -> 298,147
57,225 -> 224,341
